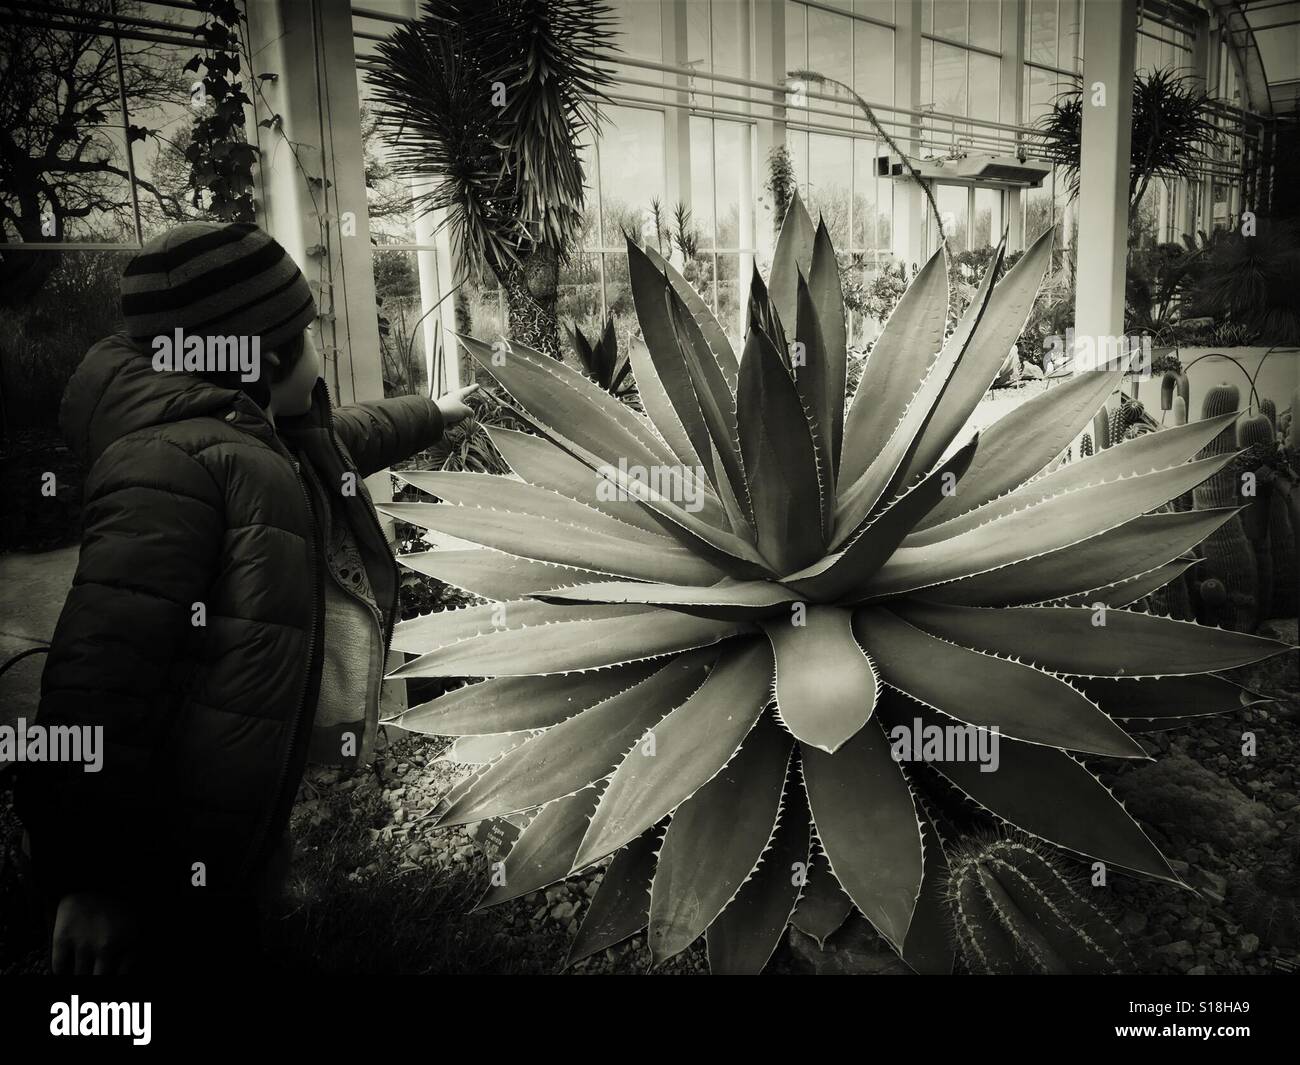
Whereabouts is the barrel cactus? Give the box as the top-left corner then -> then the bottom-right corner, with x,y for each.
949,836 -> 1131,974
382,195 -> 1292,973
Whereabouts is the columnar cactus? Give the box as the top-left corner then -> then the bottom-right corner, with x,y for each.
1193,387 -> 1258,631
1171,395 -> 1188,427
383,195 -> 1292,973
1260,397 -> 1277,433
948,837 -> 1132,974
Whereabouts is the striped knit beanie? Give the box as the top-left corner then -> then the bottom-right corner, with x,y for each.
120,221 -> 316,369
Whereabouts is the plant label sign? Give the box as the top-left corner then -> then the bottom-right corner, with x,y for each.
471,814 -> 524,860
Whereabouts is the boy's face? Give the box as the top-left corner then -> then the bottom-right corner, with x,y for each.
268,328 -> 321,416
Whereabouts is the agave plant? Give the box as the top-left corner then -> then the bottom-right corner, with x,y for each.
380,194 -> 1292,974
568,315 -> 633,399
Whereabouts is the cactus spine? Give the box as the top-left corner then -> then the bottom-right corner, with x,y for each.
948,837 -> 1131,975
1193,385 -> 1258,631
1260,397 -> 1277,433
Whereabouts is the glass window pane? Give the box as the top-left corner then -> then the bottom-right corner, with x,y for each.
970,0 -> 1000,51
933,0 -> 967,42
712,0 -> 753,79
969,51 -> 1000,122
603,253 -> 635,340
973,187 -> 1000,249
852,138 -> 880,250
936,184 -> 968,251
854,21 -> 894,105
785,1 -> 806,69
1029,0 -> 1058,67
599,107 -> 665,247
690,116 -> 716,250
855,0 -> 896,21
807,133 -> 852,249
931,43 -> 968,116
808,8 -> 854,120
715,253 -> 746,343
557,251 -> 602,333
714,120 -> 754,250
1058,0 -> 1080,70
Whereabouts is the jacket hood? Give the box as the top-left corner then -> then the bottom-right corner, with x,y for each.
61,333 -> 265,465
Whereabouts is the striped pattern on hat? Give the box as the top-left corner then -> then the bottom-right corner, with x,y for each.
121,222 -> 316,352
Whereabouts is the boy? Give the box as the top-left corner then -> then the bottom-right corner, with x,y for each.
15,222 -> 476,973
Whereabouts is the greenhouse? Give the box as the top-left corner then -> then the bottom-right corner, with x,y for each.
0,0 -> 1298,998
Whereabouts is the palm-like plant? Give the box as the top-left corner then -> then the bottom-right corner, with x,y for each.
380,195 -> 1290,973
1037,68 -> 1223,225
366,0 -> 616,357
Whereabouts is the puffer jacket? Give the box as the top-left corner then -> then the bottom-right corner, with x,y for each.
16,333 -> 445,899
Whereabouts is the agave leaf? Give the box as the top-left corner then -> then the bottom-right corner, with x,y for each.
564,830 -> 658,969
483,427 -> 666,534
382,503 -> 729,585
442,732 -> 530,765
391,599 -> 617,655
746,262 -> 788,356
627,240 -> 720,486
665,289 -> 755,527
875,690 -> 1176,883
648,712 -> 793,965
768,191 -> 817,340
624,334 -> 712,490
476,786 -> 602,908
397,548 -> 602,601
1077,674 -> 1267,721
839,249 -> 948,487
736,326 -> 827,572
901,801 -> 956,975
765,605 -> 879,754
571,637 -> 775,871
793,271 -> 836,534
464,335 -> 761,569
1044,558 -> 1200,608
901,230 -> 1053,485
910,508 -> 1239,607
461,333 -> 677,474
540,578 -> 798,620
789,845 -> 853,945
393,472 -> 678,549
909,411 -> 1239,547
706,757 -> 812,974
1119,714 -> 1237,733
915,367 -> 1122,531
434,648 -> 718,826
394,663 -> 663,736
889,601 -> 1295,678
832,291 -> 968,547
860,454 -> 1237,597
800,720 -> 924,951
788,436 -> 978,600
645,242 -> 739,386
852,608 -> 1145,758
809,219 -> 848,475
391,610 -> 750,679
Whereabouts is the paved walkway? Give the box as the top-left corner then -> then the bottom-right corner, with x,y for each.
0,546 -> 77,736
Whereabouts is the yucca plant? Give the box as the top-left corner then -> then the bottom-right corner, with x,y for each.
379,194 -> 1292,974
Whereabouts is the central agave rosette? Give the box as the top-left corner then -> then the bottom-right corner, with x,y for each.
380,195 -> 1290,973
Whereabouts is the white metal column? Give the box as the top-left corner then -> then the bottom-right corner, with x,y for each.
1001,0 -> 1026,251
1073,0 -> 1136,370
754,0 -> 786,265
892,0 -> 925,269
